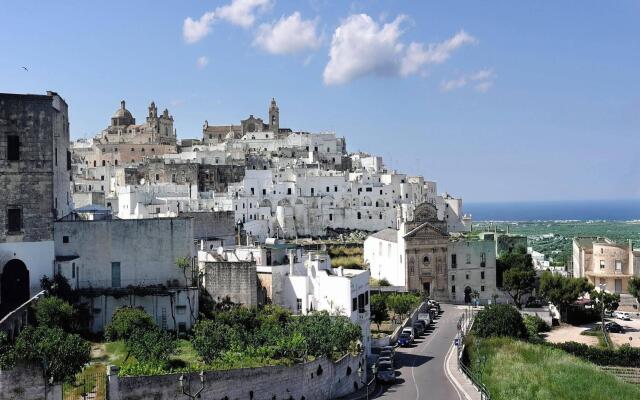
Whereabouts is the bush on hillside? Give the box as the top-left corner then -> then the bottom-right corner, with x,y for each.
473,304 -> 528,339
523,314 -> 550,339
554,342 -> 640,368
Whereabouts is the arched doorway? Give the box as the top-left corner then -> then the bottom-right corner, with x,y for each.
464,286 -> 472,304
1,259 -> 30,316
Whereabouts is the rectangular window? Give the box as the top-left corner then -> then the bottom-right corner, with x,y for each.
251,188 -> 255,195
7,135 -> 19,161
481,271 -> 485,280
352,297 -> 357,312
358,293 -> 365,313
176,305 -> 187,315
600,260 -> 606,269
67,150 -> 71,171
451,285 -> 456,294
63,235 -> 69,243
334,186 -> 338,192
466,254 -> 471,264
451,254 -> 457,268
365,187 -> 372,192
481,285 -> 485,292
326,186 -> 330,192
364,291 -> 369,306
329,214 -> 333,221
615,260 -> 622,271
262,189 -> 266,195
296,298 -> 302,312
287,188 -> 292,195
111,262 -> 121,288
71,262 -> 75,279
451,275 -> 455,281
7,207 -> 22,233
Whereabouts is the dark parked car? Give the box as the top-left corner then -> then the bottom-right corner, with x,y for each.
413,322 -> 424,336
376,361 -> 396,384
379,349 -> 395,365
605,322 -> 625,333
415,319 -> 427,333
398,332 -> 412,347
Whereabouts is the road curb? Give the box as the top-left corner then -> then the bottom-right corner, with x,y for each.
444,342 -> 476,400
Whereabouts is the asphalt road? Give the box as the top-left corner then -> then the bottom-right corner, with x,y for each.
374,304 -> 464,400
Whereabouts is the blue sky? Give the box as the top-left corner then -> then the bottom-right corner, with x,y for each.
1,1 -> 639,202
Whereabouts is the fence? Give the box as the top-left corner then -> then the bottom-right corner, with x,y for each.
455,306 -> 491,400
62,369 -> 107,400
599,366 -> 640,385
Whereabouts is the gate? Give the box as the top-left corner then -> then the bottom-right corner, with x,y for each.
62,369 -> 107,400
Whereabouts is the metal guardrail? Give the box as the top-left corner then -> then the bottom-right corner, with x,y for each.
456,306 -> 492,400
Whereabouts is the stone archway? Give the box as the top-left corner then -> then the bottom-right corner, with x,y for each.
0,259 -> 30,316
464,286 -> 472,304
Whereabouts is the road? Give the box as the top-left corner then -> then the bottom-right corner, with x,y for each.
374,304 -> 464,400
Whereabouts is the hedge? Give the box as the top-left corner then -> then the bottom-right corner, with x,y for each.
553,341 -> 640,368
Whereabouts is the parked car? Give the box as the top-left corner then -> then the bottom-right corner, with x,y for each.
417,313 -> 432,327
379,349 -> 395,365
414,319 -> 427,333
402,327 -> 415,341
605,322 -> 625,333
376,361 -> 396,384
398,332 -> 412,347
616,312 -> 631,321
413,322 -> 424,336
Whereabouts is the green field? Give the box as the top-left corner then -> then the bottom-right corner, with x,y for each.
473,221 -> 640,265
467,336 -> 640,400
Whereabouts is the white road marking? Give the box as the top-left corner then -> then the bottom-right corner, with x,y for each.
444,343 -> 465,400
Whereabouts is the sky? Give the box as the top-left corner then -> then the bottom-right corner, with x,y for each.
1,1 -> 639,202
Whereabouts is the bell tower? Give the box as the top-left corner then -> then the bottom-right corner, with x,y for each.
268,98 -> 279,133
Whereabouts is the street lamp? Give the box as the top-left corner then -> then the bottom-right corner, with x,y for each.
178,371 -> 205,399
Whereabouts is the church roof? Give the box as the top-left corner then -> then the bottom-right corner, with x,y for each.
113,100 -> 133,120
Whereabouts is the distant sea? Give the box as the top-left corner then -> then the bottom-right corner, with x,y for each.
465,199 -> 640,221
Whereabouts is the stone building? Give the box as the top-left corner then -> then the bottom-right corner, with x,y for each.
365,202 -> 449,297
447,238 -> 498,304
0,91 -> 72,317
573,237 -> 640,299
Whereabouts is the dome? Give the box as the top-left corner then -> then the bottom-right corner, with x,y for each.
113,100 -> 133,119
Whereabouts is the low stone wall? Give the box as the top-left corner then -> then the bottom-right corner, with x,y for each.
108,353 -> 365,400
0,365 -> 61,400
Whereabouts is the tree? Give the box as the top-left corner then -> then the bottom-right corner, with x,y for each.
13,326 -> 90,383
386,293 -> 419,320
105,307 -> 156,341
628,277 -> 640,306
40,274 -> 78,303
473,304 -> 528,339
34,296 -> 76,332
191,319 -> 241,363
126,328 -> 176,367
539,271 -> 593,321
370,294 -> 389,333
502,266 -> 536,309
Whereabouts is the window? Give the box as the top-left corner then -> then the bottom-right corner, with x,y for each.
357,212 -> 361,219
423,256 -> 430,265
71,263 -> 76,278
251,188 -> 255,195
615,260 -> 622,271
465,273 -> 470,280
451,285 -> 456,294
63,236 -> 69,244
481,285 -> 485,292
451,275 -> 455,281
451,254 -> 457,268
365,187 -> 372,192
262,189 -> 266,195
66,151 -> 71,171
6,207 -> 22,233
100,175 -> 104,181
155,174 -> 160,181
115,159 -> 118,166
7,135 -> 19,161
329,214 -> 333,221
111,262 -> 121,288
481,271 -> 485,280
296,298 -> 302,312
334,186 -> 338,192
364,291 -> 369,306
466,254 -> 471,264
352,297 -> 357,312
600,260 -> 606,269
358,293 -> 365,313
311,188 -> 315,196
287,188 -> 292,195
102,160 -> 106,166
176,305 -> 187,315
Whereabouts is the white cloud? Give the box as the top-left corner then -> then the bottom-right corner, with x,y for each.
182,0 -> 272,43
440,68 -> 495,92
254,12 -> 322,55
217,0 -> 272,28
323,14 -> 476,85
183,12 -> 216,44
196,56 -> 209,69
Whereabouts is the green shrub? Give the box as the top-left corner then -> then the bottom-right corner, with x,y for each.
554,342 -> 640,368
105,307 -> 156,341
191,319 -> 241,363
473,304 -> 528,339
523,314 -> 550,339
34,296 -> 76,331
126,328 -> 176,366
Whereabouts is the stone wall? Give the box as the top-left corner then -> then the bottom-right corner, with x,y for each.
0,365 -> 62,400
198,164 -> 246,192
202,261 -> 258,306
108,353 -> 365,400
180,210 -> 235,246
142,159 -> 198,185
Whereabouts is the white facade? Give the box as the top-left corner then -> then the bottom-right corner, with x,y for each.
447,239 -> 498,304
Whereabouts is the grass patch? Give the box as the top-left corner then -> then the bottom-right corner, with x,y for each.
331,255 -> 364,269
63,363 -> 107,400
580,327 -> 609,348
467,336 -> 640,400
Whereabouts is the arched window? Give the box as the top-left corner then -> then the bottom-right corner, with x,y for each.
357,212 -> 361,220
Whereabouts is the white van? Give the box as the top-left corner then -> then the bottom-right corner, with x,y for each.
616,311 -> 631,321
402,327 -> 415,342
